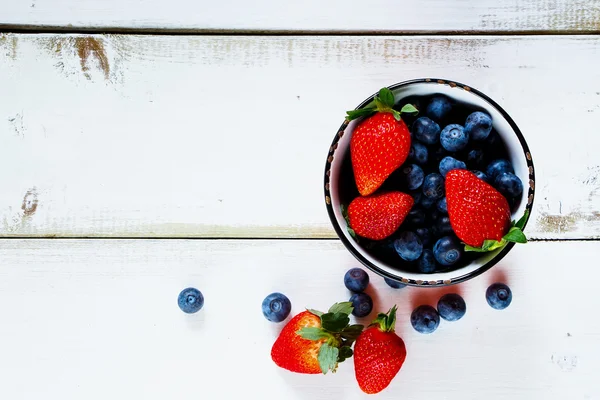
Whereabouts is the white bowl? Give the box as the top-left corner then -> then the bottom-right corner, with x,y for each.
324,79 -> 535,287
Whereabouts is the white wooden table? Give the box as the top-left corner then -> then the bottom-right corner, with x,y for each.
1,2 -> 599,399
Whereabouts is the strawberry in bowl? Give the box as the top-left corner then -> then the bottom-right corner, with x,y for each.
324,80 -> 535,287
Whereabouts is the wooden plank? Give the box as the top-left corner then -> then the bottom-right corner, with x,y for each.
0,239 -> 597,398
1,34 -> 600,239
1,0 -> 599,32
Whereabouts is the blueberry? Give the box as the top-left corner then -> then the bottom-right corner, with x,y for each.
350,292 -> 373,317
412,117 -> 441,145
426,95 -> 452,122
433,236 -> 462,266
494,172 -> 523,198
394,231 -> 423,261
464,111 -> 493,141
384,277 -> 407,289
420,195 -> 437,209
486,159 -> 514,180
422,173 -> 445,200
439,156 -> 466,177
405,207 -> 426,226
417,249 -> 437,273
485,130 -> 501,148
410,190 -> 423,205
415,227 -> 432,247
486,283 -> 513,310
437,293 -> 466,321
435,215 -> 453,236
409,142 -> 429,165
467,148 -> 485,167
344,268 -> 370,292
401,164 -> 425,190
178,287 -> 204,314
440,124 -> 469,152
262,292 -> 292,322
411,305 -> 440,334
472,170 -> 490,182
436,197 -> 447,213
432,146 -> 448,163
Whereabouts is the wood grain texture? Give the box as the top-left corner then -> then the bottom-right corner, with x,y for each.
0,0 -> 599,32
1,34 -> 600,239
0,239 -> 597,399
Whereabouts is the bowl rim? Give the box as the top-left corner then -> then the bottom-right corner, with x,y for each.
323,78 -> 535,287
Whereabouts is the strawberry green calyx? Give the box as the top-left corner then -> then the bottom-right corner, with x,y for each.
369,305 -> 398,333
297,302 -> 364,374
464,210 -> 529,253
346,87 -> 418,122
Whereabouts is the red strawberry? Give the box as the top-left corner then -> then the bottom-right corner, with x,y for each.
347,191 -> 413,240
271,311 -> 324,374
446,169 -> 528,251
271,302 -> 363,374
354,305 -> 406,394
346,88 -> 417,196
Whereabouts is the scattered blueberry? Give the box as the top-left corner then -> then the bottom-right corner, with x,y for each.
412,117 -> 441,145
440,124 -> 469,152
262,292 -> 292,322
344,268 -> 370,292
486,283 -> 512,310
178,287 -> 204,314
436,197 -> 447,213
437,293 -> 466,321
472,170 -> 490,182
350,292 -> 373,317
409,142 -> 429,165
422,173 -> 445,200
439,156 -> 467,177
467,148 -> 485,167
494,172 -> 523,198
420,195 -> 437,209
426,95 -> 452,121
394,231 -> 423,261
384,277 -> 407,289
434,215 -> 453,236
415,227 -> 432,247
433,236 -> 462,266
464,111 -> 493,141
402,164 -> 425,190
411,305 -> 440,334
417,249 -> 437,273
486,159 -> 514,180
406,207 -> 426,226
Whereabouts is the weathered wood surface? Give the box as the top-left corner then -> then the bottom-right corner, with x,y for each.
0,0 -> 598,33
0,239 -> 597,399
1,34 -> 600,239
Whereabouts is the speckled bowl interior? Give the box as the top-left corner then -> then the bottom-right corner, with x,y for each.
324,79 -> 535,287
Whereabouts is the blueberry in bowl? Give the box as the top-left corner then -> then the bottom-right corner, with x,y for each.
324,79 -> 535,287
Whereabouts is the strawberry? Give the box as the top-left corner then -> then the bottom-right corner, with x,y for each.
271,302 -> 363,374
346,88 -> 418,196
445,169 -> 528,251
347,191 -> 413,240
354,305 -> 406,394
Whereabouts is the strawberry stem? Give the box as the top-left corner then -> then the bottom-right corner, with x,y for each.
369,305 -> 397,332
345,87 -> 417,122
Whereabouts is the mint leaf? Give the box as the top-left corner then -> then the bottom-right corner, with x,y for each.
328,302 -> 353,316
321,312 -> 350,332
346,108 -> 375,121
337,346 -> 353,363
503,227 -> 527,244
307,309 -> 324,317
318,343 -> 339,374
515,210 -> 530,230
400,104 -> 419,114
378,88 -> 395,108
296,327 -> 332,341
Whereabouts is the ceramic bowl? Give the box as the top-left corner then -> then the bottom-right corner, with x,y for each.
324,78 -> 535,287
